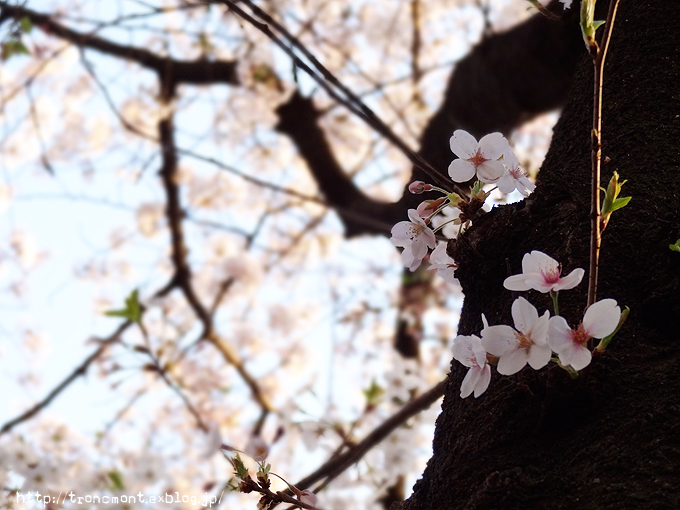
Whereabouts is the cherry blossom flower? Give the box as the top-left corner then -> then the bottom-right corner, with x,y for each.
428,242 -> 458,284
548,299 -> 621,370
503,250 -> 584,293
452,335 -> 491,398
481,297 -> 551,375
390,209 -> 436,271
244,435 -> 269,462
497,151 -> 536,197
297,489 -> 318,507
448,130 -> 508,184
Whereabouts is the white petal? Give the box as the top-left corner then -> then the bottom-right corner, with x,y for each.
476,160 -> 506,183
529,311 -> 550,346
422,227 -> 437,249
497,348 -> 528,375
473,365 -> 491,398
407,208 -> 426,226
478,132 -> 508,160
554,268 -> 585,291
567,344 -> 592,371
503,274 -> 530,291
511,297 -> 539,336
548,316 -> 573,353
527,344 -> 552,370
496,171 -> 517,194
448,159 -> 476,183
583,299 -> 620,339
481,325 -> 519,356
430,242 -> 449,264
523,250 -> 556,275
411,237 -> 429,260
452,335 -> 481,368
517,175 -> 536,195
504,150 -> 519,168
449,130 -> 478,159
472,339 -> 488,368
524,273 -> 556,293
460,367 -> 480,398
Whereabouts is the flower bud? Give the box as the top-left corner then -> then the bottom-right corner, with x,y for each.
408,181 -> 431,194
417,198 -> 445,218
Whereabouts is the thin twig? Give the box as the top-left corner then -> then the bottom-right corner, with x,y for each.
281,378 -> 447,499
587,0 -> 621,307
0,321 -> 131,435
218,0 -> 458,192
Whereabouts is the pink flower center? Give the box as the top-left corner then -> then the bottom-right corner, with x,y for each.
540,267 -> 561,284
469,149 -> 488,167
509,166 -> 525,179
570,323 -> 591,346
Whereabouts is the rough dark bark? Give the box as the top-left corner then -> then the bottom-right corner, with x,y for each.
396,1 -> 680,509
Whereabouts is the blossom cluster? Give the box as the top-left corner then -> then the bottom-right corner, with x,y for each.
452,251 -> 623,398
391,130 -> 535,279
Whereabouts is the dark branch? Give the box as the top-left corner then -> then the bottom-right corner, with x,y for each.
0,2 -> 239,90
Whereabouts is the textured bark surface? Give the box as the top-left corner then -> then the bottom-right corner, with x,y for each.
395,2 -> 680,509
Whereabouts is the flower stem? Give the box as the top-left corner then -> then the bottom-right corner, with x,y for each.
550,290 -> 559,316
587,0 -> 621,308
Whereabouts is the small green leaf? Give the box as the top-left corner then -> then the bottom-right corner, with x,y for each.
19,17 -> 33,34
670,240 -> 680,252
1,40 -> 30,60
609,196 -> 632,212
104,289 -> 143,324
362,379 -> 385,407
107,470 -> 125,491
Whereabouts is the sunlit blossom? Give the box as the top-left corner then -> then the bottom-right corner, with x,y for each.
390,209 -> 436,271
448,130 -> 508,184
504,250 -> 584,293
481,297 -> 551,375
548,299 -> 620,370
452,335 -> 491,398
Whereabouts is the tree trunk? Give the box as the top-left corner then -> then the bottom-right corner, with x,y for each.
396,1 -> 680,509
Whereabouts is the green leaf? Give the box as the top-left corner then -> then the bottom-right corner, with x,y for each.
107,470 -> 125,491
592,20 -> 606,30
1,40 -> 30,60
609,196 -> 632,212
362,379 -> 385,407
19,17 -> 33,34
670,240 -> 680,252
104,289 -> 143,324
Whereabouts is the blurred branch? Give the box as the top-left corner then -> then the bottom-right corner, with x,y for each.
220,0 -> 455,191
0,321 -> 131,436
283,378 -> 447,499
0,2 -> 239,89
154,80 -> 274,416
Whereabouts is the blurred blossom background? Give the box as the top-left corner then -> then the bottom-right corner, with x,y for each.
0,0 -> 557,508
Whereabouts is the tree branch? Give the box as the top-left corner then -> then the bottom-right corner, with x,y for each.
0,2 -> 239,89
0,321 -> 131,436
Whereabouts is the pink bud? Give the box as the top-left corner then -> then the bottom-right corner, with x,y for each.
417,198 -> 445,218
408,181 -> 431,194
